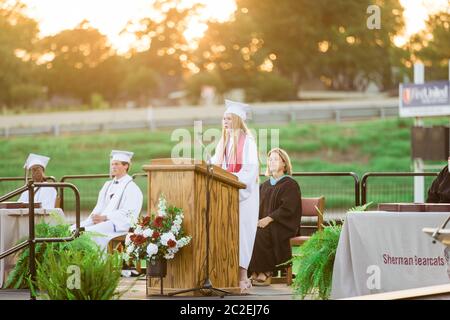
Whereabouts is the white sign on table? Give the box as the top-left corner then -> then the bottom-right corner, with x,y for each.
331,211 -> 450,299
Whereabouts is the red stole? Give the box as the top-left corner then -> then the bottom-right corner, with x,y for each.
225,134 -> 246,173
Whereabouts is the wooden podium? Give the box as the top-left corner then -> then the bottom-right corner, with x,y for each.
142,158 -> 245,296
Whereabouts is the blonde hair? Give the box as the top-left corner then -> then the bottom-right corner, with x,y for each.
265,148 -> 293,176
216,113 -> 253,166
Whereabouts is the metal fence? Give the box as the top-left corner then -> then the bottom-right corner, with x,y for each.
361,172 -> 439,206
59,173 -> 147,221
1,171 -> 443,222
0,176 -> 57,202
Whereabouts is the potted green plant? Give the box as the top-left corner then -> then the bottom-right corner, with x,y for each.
290,202 -> 372,300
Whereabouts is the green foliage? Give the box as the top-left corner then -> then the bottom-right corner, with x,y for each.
185,71 -> 225,104
121,66 -> 160,105
291,203 -> 372,299
0,0 -> 40,107
411,11 -> 449,82
4,215 -> 99,289
90,93 -> 109,110
31,246 -> 123,300
291,220 -> 342,300
9,84 -> 45,107
246,72 -> 297,102
348,201 -> 373,212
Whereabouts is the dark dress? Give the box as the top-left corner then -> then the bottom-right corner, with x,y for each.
427,165 -> 450,203
248,176 -> 302,273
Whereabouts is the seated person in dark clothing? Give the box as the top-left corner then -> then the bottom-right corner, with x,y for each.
248,148 -> 302,286
427,160 -> 450,203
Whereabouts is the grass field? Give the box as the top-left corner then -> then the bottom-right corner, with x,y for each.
1,117 -> 448,212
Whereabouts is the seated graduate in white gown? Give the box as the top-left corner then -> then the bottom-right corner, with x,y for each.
76,150 -> 143,250
18,153 -> 57,209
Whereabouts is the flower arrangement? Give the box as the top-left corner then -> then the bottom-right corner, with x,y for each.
124,195 -> 191,263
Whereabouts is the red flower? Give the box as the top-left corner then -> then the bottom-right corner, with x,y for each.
153,216 -> 164,228
132,234 -> 146,246
152,231 -> 160,239
141,216 -> 151,226
167,239 -> 177,248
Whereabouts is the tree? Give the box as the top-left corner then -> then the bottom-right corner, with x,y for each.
126,0 -> 201,99
192,15 -> 267,91
38,20 -> 114,103
191,0 -> 405,97
121,66 -> 160,107
236,0 -> 405,91
0,0 -> 40,107
412,10 -> 450,81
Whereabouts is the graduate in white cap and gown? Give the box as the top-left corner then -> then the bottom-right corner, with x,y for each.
211,99 -> 259,293
76,150 -> 143,250
18,153 -> 57,209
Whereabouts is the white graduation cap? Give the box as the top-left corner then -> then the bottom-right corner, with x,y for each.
224,99 -> 252,121
23,153 -> 50,170
110,150 -> 134,163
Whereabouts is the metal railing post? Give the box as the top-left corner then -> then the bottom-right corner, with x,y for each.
28,181 -> 36,300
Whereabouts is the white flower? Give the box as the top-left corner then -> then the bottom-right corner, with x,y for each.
171,225 -> 180,235
164,253 -> 175,260
143,228 -> 153,238
177,236 -> 191,248
134,226 -> 143,236
160,232 -> 176,246
157,209 -> 166,217
157,195 -> 167,216
146,243 -> 159,257
125,233 -> 132,246
130,216 -> 138,227
126,244 -> 135,254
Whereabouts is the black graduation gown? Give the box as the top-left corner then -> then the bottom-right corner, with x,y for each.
248,176 -> 302,273
427,165 -> 450,203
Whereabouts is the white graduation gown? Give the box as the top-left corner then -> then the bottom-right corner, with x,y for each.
78,174 -> 143,249
212,135 -> 259,269
18,184 -> 57,209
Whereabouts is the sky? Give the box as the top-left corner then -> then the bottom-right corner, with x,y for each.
20,0 -> 449,53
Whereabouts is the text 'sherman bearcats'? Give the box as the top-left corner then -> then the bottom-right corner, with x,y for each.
383,254 -> 446,266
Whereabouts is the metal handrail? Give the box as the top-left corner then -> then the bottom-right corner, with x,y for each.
0,176 -> 56,186
0,181 -> 82,299
260,172 -> 360,206
0,184 -> 30,203
361,172 -> 439,205
59,174 -> 110,211
132,173 -> 147,179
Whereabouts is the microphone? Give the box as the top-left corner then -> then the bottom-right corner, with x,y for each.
431,216 -> 450,244
424,216 -> 450,245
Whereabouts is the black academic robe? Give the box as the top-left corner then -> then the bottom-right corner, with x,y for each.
248,176 -> 302,273
427,165 -> 450,203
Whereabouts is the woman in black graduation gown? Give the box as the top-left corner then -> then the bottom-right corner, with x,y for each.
427,161 -> 450,203
248,148 -> 302,286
